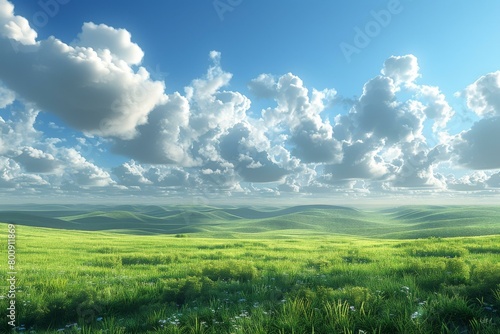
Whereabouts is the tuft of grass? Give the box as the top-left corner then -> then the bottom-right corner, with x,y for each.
201,261 -> 258,282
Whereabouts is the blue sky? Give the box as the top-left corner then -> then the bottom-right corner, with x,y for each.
1,0 -> 500,204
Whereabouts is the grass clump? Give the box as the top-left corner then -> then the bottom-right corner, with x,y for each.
201,261 -> 258,282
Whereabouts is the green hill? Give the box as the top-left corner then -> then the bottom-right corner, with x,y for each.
0,205 -> 498,239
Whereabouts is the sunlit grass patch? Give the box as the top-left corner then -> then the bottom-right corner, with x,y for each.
1,220 -> 499,333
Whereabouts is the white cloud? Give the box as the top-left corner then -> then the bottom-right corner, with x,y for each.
0,12 -> 165,139
113,51 -> 253,170
0,156 -> 19,188
462,71 -> 500,117
73,22 -> 144,66
486,172 -> 500,188
391,141 -> 447,188
450,71 -> 500,171
0,83 -> 15,108
113,160 -> 152,187
0,0 -> 37,45
185,51 -> 248,139
113,92 -> 193,165
13,146 -> 60,173
351,75 -> 423,143
324,138 -> 389,180
255,72 -> 343,163
322,62 -> 427,183
381,54 -> 420,87
196,160 -> 240,192
453,116 -> 500,170
145,166 -> 190,188
218,122 -> 288,183
447,172 -> 489,191
416,85 -> 454,130
0,106 -> 40,155
0,156 -> 49,189
248,73 -> 277,99
60,148 -> 115,187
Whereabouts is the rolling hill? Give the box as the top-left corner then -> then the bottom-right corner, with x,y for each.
0,204 -> 499,238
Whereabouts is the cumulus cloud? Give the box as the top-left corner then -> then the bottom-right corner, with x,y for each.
248,73 -> 278,99
323,60 -> 428,182
255,73 -> 343,164
417,85 -> 454,130
252,54 -> 451,189
0,156 -> 19,188
59,148 -> 115,188
381,55 -> 420,87
0,0 -> 37,45
145,166 -> 190,188
0,106 -> 40,155
486,172 -> 500,188
380,55 -> 453,132
0,83 -> 15,108
391,141 -> 447,188
0,5 -> 165,139
73,22 -> 144,65
114,51 -> 287,185
324,138 -> 389,180
0,102 -> 117,194
450,71 -> 500,171
290,119 -> 342,163
112,160 -> 152,187
453,116 -> 500,170
13,146 -> 60,173
219,122 -> 288,183
113,51 -> 253,170
113,93 -> 192,165
186,51 -> 249,139
352,75 -> 423,143
197,160 -> 240,192
111,161 -> 192,190
0,155 -> 50,190
462,71 -> 500,117
447,172 -> 489,191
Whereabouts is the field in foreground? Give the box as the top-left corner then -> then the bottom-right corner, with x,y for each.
0,205 -> 499,333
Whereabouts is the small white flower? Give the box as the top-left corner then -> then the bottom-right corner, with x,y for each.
411,311 -> 422,319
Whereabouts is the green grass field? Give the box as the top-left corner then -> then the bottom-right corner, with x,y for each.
0,205 -> 499,333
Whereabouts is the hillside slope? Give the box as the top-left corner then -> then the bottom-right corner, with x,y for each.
0,205 -> 499,238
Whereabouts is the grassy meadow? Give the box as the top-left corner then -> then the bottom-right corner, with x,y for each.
0,205 -> 499,333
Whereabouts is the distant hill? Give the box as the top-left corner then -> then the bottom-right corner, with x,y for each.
0,205 -> 499,239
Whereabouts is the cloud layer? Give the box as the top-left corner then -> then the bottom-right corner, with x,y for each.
0,0 -> 499,202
